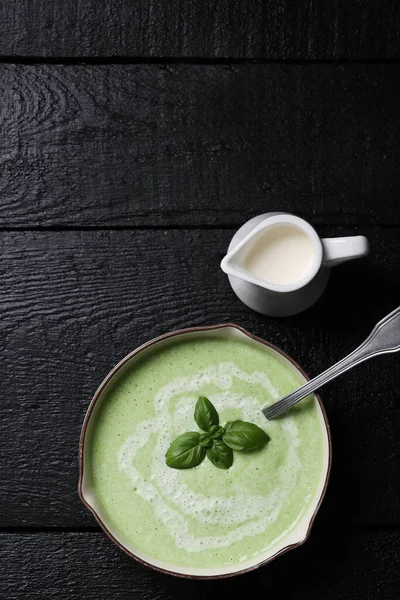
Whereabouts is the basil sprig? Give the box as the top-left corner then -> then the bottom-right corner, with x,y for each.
165,397 -> 270,470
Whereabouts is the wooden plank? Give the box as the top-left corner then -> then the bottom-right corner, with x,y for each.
1,64 -> 400,227
1,531 -> 399,598
0,226 -> 399,528
0,1 -> 399,59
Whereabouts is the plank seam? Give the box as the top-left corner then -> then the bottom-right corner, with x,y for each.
0,57 -> 399,66
0,224 -> 399,232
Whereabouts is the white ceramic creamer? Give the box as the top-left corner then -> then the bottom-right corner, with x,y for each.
220,213 -> 369,317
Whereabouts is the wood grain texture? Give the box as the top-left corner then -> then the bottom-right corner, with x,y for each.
1,531 -> 399,598
0,0 -> 399,59
1,64 -> 400,227
0,227 -> 399,528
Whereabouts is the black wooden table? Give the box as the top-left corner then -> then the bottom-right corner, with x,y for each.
1,2 -> 400,598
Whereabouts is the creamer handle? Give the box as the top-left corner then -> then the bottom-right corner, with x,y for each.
322,236 -> 369,267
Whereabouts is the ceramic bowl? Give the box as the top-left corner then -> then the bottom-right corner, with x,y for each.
79,324 -> 331,578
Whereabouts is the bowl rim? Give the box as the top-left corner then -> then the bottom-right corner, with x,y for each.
78,323 -> 332,579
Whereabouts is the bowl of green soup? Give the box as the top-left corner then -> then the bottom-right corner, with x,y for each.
79,325 -> 331,578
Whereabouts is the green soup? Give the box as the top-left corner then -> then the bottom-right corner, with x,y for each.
87,335 -> 326,570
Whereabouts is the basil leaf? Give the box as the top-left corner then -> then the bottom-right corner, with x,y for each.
206,440 -> 233,469
223,420 -> 270,451
199,433 -> 213,447
165,432 -> 206,469
194,397 -> 219,432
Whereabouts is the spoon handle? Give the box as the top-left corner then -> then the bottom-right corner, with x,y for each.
262,306 -> 400,420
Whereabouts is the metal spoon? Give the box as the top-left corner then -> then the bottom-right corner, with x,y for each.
262,306 -> 400,420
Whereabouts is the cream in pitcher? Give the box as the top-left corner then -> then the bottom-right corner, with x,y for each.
243,223 -> 316,286
221,213 -> 369,316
